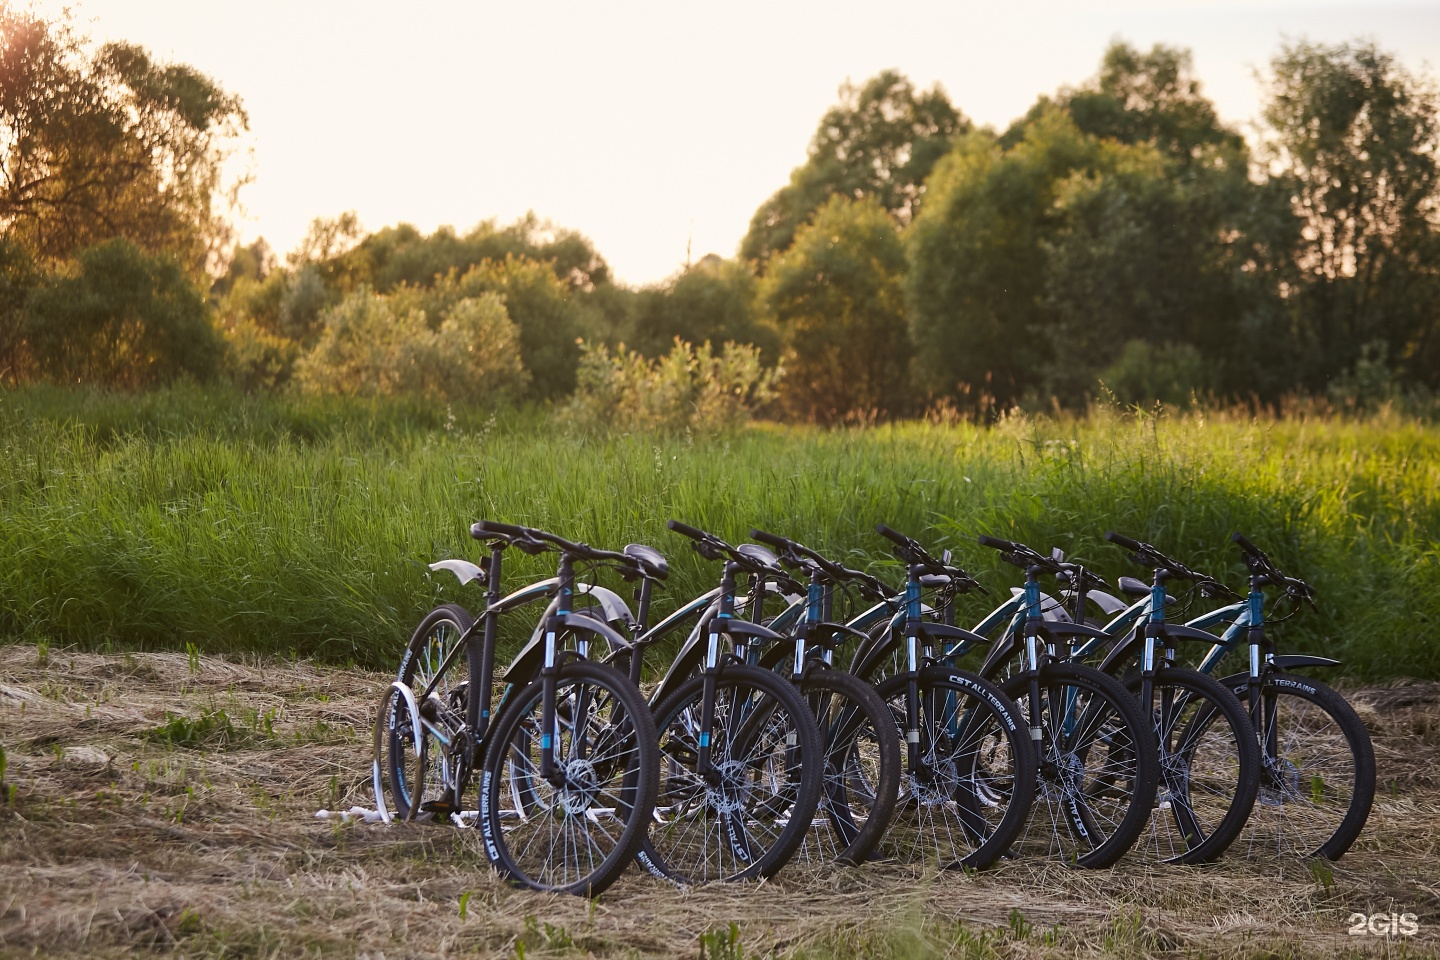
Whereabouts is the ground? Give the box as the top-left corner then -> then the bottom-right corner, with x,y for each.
1,645 -> 1437,959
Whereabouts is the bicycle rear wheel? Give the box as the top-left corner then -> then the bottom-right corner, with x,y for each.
1230,673 -> 1375,860
478,660 -> 659,895
874,666 -> 1036,870
1001,663 -> 1159,868
640,663 -> 823,883
383,604 -> 474,821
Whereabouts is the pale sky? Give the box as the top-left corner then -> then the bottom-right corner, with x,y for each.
43,0 -> 1440,286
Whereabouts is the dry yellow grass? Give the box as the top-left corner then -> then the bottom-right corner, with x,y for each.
2,645 -> 1437,959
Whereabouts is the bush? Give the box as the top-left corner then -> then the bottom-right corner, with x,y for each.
564,338 -> 778,433
23,239 -> 223,388
293,288 -> 527,403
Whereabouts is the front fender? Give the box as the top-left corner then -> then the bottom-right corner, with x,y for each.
1217,656 -> 1343,689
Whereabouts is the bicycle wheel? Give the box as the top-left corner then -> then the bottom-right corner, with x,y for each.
874,666 -> 1036,870
1122,668 -> 1260,864
385,604 -> 474,821
477,660 -> 659,895
640,663 -> 823,884
791,668 -> 901,866
1230,673 -> 1375,860
1000,663 -> 1159,868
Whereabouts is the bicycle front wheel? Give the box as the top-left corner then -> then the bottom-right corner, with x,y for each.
875,666 -> 1036,869
1124,668 -> 1260,864
640,663 -> 823,884
1231,673 -> 1375,860
477,660 -> 659,896
792,667 -> 901,866
1001,663 -> 1159,868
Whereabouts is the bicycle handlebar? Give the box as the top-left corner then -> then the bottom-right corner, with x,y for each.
667,519 -> 707,541
471,519 -> 636,568
1103,531 -> 1144,553
751,528 -> 895,602
1229,532 -> 1315,604
977,534 -> 1023,553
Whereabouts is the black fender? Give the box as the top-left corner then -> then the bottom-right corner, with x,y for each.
918,621 -> 991,653
809,621 -> 874,649
976,631 -> 1021,681
1039,621 -> 1112,643
502,610 -> 634,687
718,618 -> 786,644
1161,623 -> 1225,644
848,619 -> 902,682
1217,655 -> 1343,690
1097,630 -> 1142,676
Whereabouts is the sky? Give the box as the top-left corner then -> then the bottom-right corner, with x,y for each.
41,0 -> 1440,286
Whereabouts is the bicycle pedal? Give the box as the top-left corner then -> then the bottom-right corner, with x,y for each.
420,799 -> 456,819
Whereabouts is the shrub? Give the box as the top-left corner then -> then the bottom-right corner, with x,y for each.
293,288 -> 527,403
564,338 -> 778,433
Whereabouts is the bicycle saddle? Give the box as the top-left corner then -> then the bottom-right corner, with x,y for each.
622,543 -> 669,581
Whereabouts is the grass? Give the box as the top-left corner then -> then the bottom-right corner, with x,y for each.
1,385 -> 1437,679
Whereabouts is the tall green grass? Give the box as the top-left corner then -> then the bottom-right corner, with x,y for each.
1,386 -> 1436,679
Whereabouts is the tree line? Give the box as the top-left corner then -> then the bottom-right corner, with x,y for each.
2,2 -> 1437,422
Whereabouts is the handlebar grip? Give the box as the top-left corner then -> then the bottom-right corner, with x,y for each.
667,519 -> 708,541
875,523 -> 910,547
1104,531 -> 1144,552
749,528 -> 789,549
977,534 -> 1020,552
1230,532 -> 1263,558
471,519 -> 527,541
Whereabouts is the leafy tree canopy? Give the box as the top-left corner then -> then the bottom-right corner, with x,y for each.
741,71 -> 967,268
0,3 -> 247,270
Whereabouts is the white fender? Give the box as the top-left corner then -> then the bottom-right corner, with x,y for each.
429,559 -> 485,587
371,680 -> 424,825
1087,589 -> 1130,616
1009,587 -> 1072,622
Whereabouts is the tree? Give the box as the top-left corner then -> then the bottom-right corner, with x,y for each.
23,238 -> 223,387
0,4 -> 247,269
1261,40 -> 1440,389
907,115 -> 1098,407
760,195 -> 910,422
1004,42 -> 1243,164
741,71 -> 967,268
626,255 -> 777,360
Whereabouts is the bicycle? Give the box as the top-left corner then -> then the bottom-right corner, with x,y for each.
742,528 -> 903,866
632,520 -> 825,884
856,532 -> 1160,867
371,520 -> 660,895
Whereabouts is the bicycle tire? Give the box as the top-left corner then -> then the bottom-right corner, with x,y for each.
1122,667 -> 1261,864
477,659 -> 660,895
1000,662 -> 1160,868
639,663 -> 823,884
1229,672 -> 1375,860
791,667 -> 902,866
873,666 -> 1036,870
385,604 -> 475,821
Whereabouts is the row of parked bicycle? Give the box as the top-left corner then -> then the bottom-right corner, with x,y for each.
369,518 -> 1375,895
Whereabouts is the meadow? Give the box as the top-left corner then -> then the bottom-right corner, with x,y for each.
1,385 -> 1437,681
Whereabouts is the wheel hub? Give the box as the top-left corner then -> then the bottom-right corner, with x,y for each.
1259,755 -> 1301,806
558,758 -> 598,815
706,759 -> 750,814
909,758 -> 960,806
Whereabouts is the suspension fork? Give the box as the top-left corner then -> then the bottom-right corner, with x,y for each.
538,553 -> 576,784
697,561 -> 740,780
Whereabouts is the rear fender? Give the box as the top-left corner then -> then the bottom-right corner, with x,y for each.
371,680 -> 423,824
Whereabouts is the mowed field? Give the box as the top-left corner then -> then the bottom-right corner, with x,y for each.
1,644 -> 1437,959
